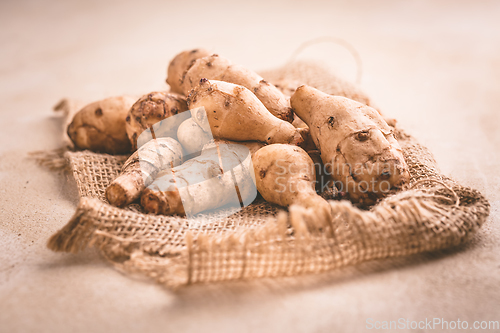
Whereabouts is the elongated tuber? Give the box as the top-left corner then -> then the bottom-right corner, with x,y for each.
105,137 -> 183,207
252,144 -> 332,228
178,54 -> 293,122
125,91 -> 188,150
141,143 -> 256,216
187,79 -> 302,145
67,96 -> 136,154
291,85 -> 410,206
166,48 -> 211,94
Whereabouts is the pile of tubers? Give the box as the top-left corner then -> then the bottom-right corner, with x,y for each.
66,48 -> 410,227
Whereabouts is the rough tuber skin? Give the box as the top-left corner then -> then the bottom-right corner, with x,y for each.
67,96 -> 136,154
105,137 -> 183,207
252,144 -> 333,228
187,79 -> 302,145
179,54 -> 293,122
291,85 -> 410,206
166,48 -> 211,94
125,91 -> 188,150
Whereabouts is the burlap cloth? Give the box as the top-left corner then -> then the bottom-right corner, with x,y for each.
45,62 -> 490,289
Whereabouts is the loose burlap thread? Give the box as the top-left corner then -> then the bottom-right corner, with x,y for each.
46,62 -> 490,289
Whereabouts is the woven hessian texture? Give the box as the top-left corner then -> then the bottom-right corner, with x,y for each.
47,62 -> 490,289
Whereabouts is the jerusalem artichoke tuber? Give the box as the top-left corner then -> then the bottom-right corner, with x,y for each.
125,91 -> 188,150
290,85 -> 410,206
67,96 -> 136,154
252,144 -> 333,228
187,79 -> 302,145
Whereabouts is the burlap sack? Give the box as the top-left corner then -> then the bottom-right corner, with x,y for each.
46,62 -> 490,289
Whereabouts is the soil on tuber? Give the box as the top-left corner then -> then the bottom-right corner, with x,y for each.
125,91 -> 188,150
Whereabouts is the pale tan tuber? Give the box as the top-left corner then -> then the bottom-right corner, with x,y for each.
291,85 -> 410,206
187,79 -> 302,145
67,96 -> 136,154
252,144 -> 333,228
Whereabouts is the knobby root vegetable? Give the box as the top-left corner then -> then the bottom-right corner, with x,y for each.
125,91 -> 188,150
141,143 -> 256,216
166,48 -> 211,94
179,54 -> 293,122
291,85 -> 410,206
252,144 -> 333,229
187,79 -> 302,145
67,96 -> 136,154
105,137 -> 183,207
